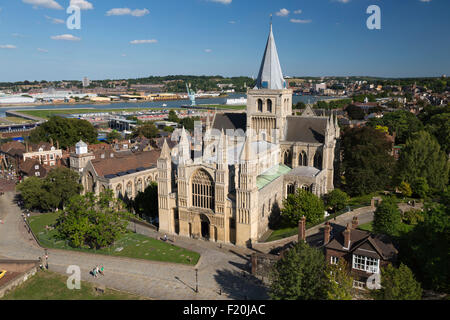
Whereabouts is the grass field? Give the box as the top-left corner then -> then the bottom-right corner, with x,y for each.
358,222 -> 373,232
1,270 -> 144,300
28,212 -> 200,265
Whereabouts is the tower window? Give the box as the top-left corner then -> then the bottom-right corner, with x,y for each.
257,99 -> 263,112
267,99 -> 273,113
192,169 -> 215,210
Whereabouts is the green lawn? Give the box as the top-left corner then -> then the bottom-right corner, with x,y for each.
358,222 -> 373,232
28,212 -> 200,265
1,270 -> 144,300
265,227 -> 298,242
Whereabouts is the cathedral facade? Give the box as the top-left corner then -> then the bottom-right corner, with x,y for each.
157,25 -> 340,247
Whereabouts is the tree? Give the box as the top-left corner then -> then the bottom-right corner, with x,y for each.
368,110 -> 424,145
398,181 -> 412,198
376,264 -> 422,300
325,189 -> 349,212
29,116 -> 98,149
373,197 -> 402,236
168,110 -> 180,123
281,189 -> 325,227
341,126 -> 395,196
17,167 -> 82,211
345,105 -> 365,120
44,167 -> 83,209
325,260 -> 354,300
396,131 -> 449,194
16,177 -> 45,210
56,190 -> 131,249
132,122 -> 159,139
399,203 -> 450,293
270,242 -> 328,300
133,182 -> 158,221
106,130 -> 122,144
424,113 -> 450,155
293,102 -> 306,109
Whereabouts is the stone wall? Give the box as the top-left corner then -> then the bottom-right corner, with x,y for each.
251,252 -> 280,280
0,260 -> 40,299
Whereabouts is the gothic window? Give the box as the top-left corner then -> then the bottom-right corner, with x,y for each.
192,169 -> 215,210
257,99 -> 263,112
267,99 -> 273,113
314,152 -> 323,170
287,184 -> 295,195
283,150 -> 292,167
299,151 -> 308,166
136,179 -> 143,193
116,184 -> 122,198
126,182 -> 133,197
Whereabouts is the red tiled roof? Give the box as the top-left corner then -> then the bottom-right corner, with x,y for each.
91,150 -> 161,178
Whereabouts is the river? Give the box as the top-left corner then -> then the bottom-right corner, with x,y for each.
0,93 -> 334,117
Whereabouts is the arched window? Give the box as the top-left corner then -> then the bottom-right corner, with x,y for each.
126,182 -> 133,197
257,99 -> 263,112
136,179 -> 143,193
116,184 -> 122,198
283,150 -> 292,167
267,99 -> 273,113
314,152 -> 323,170
299,151 -> 308,166
192,169 -> 215,210
287,184 -> 295,195
87,172 -> 95,193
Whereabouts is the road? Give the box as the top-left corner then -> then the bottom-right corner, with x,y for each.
0,192 -> 268,300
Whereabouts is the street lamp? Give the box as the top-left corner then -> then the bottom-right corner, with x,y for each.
195,268 -> 198,293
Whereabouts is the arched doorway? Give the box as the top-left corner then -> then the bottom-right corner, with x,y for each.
200,214 -> 210,240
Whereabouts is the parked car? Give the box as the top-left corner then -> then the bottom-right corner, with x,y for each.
0,270 -> 7,280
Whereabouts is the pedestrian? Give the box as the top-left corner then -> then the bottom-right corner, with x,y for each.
99,265 -> 104,276
164,234 -> 168,242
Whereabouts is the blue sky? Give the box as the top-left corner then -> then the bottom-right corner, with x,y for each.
0,0 -> 449,82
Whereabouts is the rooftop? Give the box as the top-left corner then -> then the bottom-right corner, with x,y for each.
256,164 -> 292,190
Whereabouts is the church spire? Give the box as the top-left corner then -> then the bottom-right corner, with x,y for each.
254,23 -> 286,90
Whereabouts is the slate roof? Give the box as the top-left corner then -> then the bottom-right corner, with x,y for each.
91,150 -> 160,178
212,113 -> 247,132
284,116 -> 328,143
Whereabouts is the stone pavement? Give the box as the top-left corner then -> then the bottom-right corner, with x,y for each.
0,192 -> 268,300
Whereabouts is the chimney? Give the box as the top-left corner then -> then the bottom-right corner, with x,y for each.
343,223 -> 351,249
56,140 -> 60,150
298,216 -> 306,243
352,216 -> 359,229
324,222 -> 331,244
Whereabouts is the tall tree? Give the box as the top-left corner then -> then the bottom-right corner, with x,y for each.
281,189 -> 325,227
341,126 -> 395,196
373,197 -> 402,236
132,122 -> 159,139
376,264 -> 422,300
396,131 -> 449,194
133,182 -> 159,220
270,242 -> 328,300
325,260 -> 354,300
325,189 -> 349,213
57,190 -> 131,249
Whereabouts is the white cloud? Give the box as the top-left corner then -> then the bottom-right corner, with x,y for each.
276,8 -> 290,17
419,0 -> 432,2
45,15 -> 64,24
335,0 -> 351,3
209,0 -> 232,4
37,48 -> 49,53
12,33 -> 26,38
51,34 -> 81,41
121,54 -> 127,57
294,10 -> 302,14
70,0 -> 93,10
22,0 -> 63,10
130,39 -> 158,44
290,19 -> 312,24
0,45 -> 17,49
229,20 -> 236,24
106,8 -> 150,17
204,49 -> 212,53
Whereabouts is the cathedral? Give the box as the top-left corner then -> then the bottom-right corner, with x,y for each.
157,25 -> 340,247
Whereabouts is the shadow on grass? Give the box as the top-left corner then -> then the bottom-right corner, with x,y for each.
213,269 -> 269,300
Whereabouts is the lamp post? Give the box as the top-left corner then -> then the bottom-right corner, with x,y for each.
195,268 -> 198,293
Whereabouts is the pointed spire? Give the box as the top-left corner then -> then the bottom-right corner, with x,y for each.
161,138 -> 171,159
254,24 -> 286,90
240,134 -> 254,161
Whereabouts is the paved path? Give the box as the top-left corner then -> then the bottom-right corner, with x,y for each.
0,192 -> 268,300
